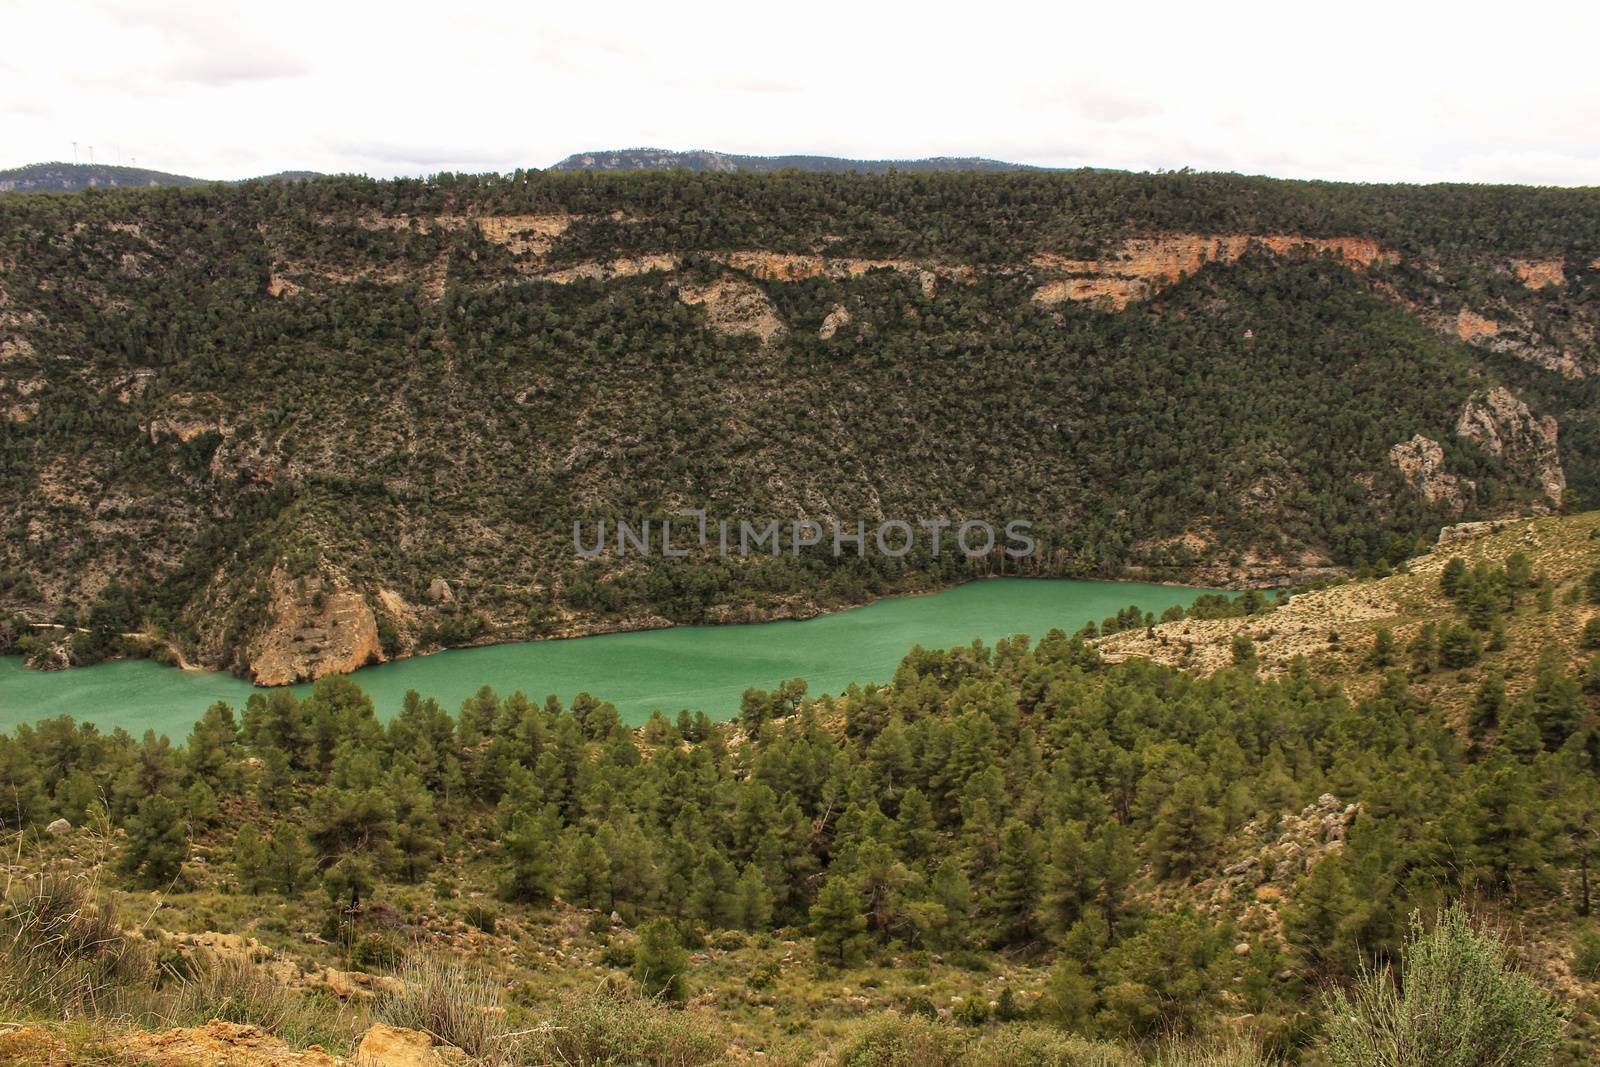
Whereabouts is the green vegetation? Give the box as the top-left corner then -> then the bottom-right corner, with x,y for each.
1323,906 -> 1561,1067
1,168 -> 1595,675
2,514 -> 1599,1062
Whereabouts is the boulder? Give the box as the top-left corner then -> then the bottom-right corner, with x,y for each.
355,1024 -> 462,1067
45,818 -> 71,835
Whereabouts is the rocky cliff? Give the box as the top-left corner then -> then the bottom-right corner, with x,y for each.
1,169 -> 1596,683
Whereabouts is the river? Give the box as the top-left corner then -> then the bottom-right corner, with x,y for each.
0,578 -> 1215,740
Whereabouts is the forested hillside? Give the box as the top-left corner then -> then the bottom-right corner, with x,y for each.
1,169 -> 1598,682
549,147 -> 1037,172
0,513 -> 1595,1064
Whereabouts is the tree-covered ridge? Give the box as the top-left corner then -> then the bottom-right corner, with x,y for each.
2,513 -> 1599,1060
0,169 -> 1596,679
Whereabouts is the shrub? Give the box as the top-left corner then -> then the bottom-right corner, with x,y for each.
153,951 -> 357,1051
631,918 -> 690,1004
463,901 -> 498,935
524,990 -> 725,1066
1571,924 -> 1600,981
969,1026 -> 1137,1066
375,954 -> 508,1060
0,870 -> 144,1015
1321,905 -> 1561,1067
1580,617 -> 1600,650
833,1014 -> 964,1067
1152,1039 -> 1280,1067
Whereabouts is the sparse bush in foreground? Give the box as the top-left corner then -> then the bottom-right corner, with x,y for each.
523,990 -> 725,1066
150,950 -> 358,1052
1321,905 -> 1561,1067
833,1014 -> 964,1067
1151,1038 -> 1279,1067
0,870 -> 144,1016
969,1025 -> 1137,1066
375,954 -> 507,1060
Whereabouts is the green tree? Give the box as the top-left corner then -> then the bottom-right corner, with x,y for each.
498,805 -> 560,903
1150,777 -> 1222,881
991,821 -> 1044,945
232,824 -> 269,894
1439,623 -> 1483,669
118,794 -> 187,887
1369,627 -> 1397,668
732,863 -> 774,931
811,875 -> 870,967
631,918 -> 689,1003
265,827 -> 312,896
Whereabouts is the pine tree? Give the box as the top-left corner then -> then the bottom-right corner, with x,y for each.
929,859 -> 972,949
387,770 -> 441,883
689,851 -> 738,929
991,821 -> 1044,945
118,794 -> 187,887
733,863 -> 774,931
265,827 -> 312,896
1369,627 -> 1397,668
893,786 -> 937,863
232,824 -> 269,894
811,875 -> 870,966
1150,777 -> 1222,881
631,918 -> 689,1003
1038,821 -> 1092,940
498,805 -> 560,903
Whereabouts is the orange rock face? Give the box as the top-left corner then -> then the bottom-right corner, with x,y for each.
1031,233 -> 1397,310
249,568 -> 385,686
121,1020 -> 341,1066
1511,257 -> 1565,289
1456,307 -> 1501,343
676,278 -> 787,342
475,214 -> 576,256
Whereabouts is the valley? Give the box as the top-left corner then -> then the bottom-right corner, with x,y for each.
2,169 -> 1597,690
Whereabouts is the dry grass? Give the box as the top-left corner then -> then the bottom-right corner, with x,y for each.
374,953 -> 511,1061
0,867 -> 148,1017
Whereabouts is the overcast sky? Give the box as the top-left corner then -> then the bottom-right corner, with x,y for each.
4,0 -> 1599,186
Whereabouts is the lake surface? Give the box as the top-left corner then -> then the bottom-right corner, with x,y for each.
0,578 -> 1214,740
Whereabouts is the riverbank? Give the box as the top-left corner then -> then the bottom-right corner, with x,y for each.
0,577 -> 1219,739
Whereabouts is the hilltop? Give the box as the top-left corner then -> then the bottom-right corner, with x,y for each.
1,168 -> 1598,682
0,162 -> 324,194
549,147 -> 1040,173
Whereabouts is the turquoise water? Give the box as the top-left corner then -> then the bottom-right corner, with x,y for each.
0,578 -> 1213,740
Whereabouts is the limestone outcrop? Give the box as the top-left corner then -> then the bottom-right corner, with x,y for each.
1031,233 -> 1396,310
1455,386 -> 1566,505
676,278 -> 786,342
248,568 -> 385,686
1389,434 -> 1472,511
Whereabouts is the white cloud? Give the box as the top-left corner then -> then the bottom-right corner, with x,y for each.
0,0 -> 1596,185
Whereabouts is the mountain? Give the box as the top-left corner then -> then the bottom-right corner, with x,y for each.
0,162 -> 325,194
0,168 -> 1597,683
0,161 -> 209,193
550,147 -> 1039,173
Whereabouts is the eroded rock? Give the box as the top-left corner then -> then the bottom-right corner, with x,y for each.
1031,233 -> 1396,310
1388,434 -> 1471,512
676,278 -> 786,342
1455,386 -> 1565,505
354,1024 -> 462,1067
249,569 -> 385,686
